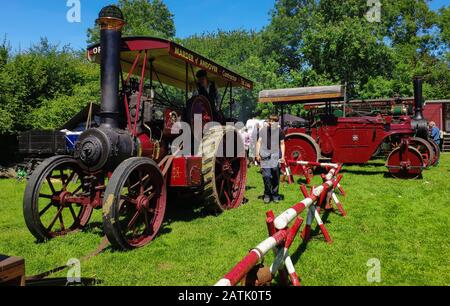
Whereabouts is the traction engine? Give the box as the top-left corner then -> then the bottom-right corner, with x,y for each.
23,6 -> 250,250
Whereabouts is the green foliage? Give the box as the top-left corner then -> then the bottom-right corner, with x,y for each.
182,30 -> 285,119
87,0 -> 175,44
0,38 -> 99,134
263,0 -> 449,101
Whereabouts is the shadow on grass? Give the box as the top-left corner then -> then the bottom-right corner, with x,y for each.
27,277 -> 102,286
291,210 -> 333,265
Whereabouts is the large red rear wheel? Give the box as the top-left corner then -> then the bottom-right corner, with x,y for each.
201,126 -> 247,213
386,146 -> 424,179
102,158 -> 167,250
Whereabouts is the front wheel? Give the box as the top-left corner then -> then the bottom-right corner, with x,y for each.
23,156 -> 93,242
386,146 -> 424,179
102,158 -> 167,250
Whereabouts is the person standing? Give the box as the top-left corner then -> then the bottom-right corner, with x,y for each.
250,123 -> 261,166
241,127 -> 251,167
429,121 -> 441,148
256,115 -> 286,204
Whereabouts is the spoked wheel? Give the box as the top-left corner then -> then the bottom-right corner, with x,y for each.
427,139 -> 440,166
409,137 -> 435,168
386,146 -> 424,179
185,95 -> 213,129
103,158 -> 167,250
201,126 -> 248,213
23,156 -> 93,242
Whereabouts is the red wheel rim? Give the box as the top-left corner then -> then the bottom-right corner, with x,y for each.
214,157 -> 247,210
37,163 -> 93,237
116,165 -> 166,248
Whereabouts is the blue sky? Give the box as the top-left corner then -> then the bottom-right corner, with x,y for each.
0,0 -> 447,51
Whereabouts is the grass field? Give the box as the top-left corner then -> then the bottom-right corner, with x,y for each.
0,154 -> 449,286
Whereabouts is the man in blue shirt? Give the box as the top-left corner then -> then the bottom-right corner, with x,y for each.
429,121 -> 441,147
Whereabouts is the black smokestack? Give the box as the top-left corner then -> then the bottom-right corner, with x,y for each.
96,5 -> 125,129
411,76 -> 428,139
413,76 -> 424,121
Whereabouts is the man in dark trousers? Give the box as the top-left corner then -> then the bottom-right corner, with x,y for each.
256,115 -> 286,204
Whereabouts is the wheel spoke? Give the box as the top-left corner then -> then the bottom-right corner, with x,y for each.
143,209 -> 152,234
39,194 -> 53,199
127,210 -> 141,230
144,185 -> 154,195
60,169 -> 66,187
46,177 -> 56,194
68,205 -> 78,222
58,213 -> 65,231
224,190 -> 232,207
63,171 -> 77,190
71,184 -> 83,195
47,206 -> 63,232
219,180 -> 225,197
39,203 -> 53,217
121,195 -> 138,205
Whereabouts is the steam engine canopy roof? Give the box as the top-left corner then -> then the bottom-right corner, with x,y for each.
87,37 -> 253,91
259,85 -> 345,104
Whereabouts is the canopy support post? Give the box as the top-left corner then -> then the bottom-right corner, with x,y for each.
230,84 -> 233,119
185,62 -> 189,104
220,82 -> 230,113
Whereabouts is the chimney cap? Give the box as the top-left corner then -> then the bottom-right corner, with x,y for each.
99,5 -> 124,21
96,5 -> 126,29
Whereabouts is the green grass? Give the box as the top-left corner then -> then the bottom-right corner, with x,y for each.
0,154 -> 449,286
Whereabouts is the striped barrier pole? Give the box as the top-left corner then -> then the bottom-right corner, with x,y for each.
319,173 -> 347,217
215,228 -> 289,286
299,184 -> 332,243
216,166 -> 345,286
216,215 -> 304,287
269,217 -> 303,286
274,167 -> 339,231
293,161 -> 340,169
266,211 -> 289,285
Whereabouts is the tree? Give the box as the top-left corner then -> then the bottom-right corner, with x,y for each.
183,30 -> 285,120
0,39 -> 99,133
87,0 -> 175,44
264,0 -> 449,100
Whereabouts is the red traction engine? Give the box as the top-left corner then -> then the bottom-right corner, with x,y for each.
23,6 -> 252,250
259,78 -> 437,179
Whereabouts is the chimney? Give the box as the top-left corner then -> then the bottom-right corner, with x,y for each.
96,5 -> 125,129
413,76 -> 424,121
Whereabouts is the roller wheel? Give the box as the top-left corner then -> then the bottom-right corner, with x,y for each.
386,146 -> 424,179
285,133 -> 320,176
23,156 -> 93,242
285,133 -> 320,162
103,158 -> 167,250
200,126 -> 247,213
427,139 -> 440,167
409,137 -> 435,168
